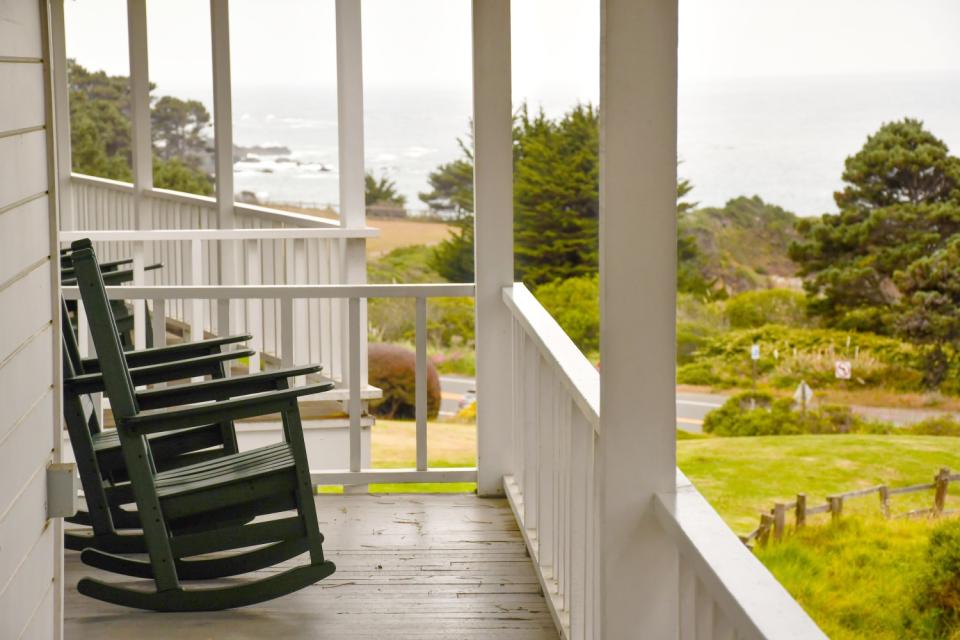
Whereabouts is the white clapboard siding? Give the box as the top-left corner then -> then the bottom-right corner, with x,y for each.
0,195 -> 49,282
0,1 -> 59,638
0,0 -> 43,58
0,62 -> 45,132
0,128 -> 47,208
0,260 -> 51,363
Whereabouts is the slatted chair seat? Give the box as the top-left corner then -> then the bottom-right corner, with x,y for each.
91,424 -> 225,476
70,239 -> 336,611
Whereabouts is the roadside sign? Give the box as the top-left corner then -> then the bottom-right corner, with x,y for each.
751,344 -> 760,361
835,360 -> 852,380
793,381 -> 814,405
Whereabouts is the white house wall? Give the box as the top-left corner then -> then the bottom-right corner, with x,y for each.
0,0 -> 62,638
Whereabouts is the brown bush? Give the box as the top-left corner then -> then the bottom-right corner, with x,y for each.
368,343 -> 441,419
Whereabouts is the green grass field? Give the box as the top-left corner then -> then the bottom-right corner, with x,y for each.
678,434 -> 960,533
678,435 -> 960,640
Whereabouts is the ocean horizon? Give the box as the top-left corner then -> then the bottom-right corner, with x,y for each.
219,70 -> 960,218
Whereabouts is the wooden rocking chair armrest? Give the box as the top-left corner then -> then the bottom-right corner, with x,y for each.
122,382 -> 335,435
81,334 -> 253,372
61,263 -> 162,286
135,365 -> 326,409
65,350 -> 255,395
60,257 -> 134,275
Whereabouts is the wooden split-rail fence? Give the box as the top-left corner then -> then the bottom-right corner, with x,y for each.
741,467 -> 959,547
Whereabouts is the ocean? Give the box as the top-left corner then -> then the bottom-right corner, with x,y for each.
229,71 -> 960,217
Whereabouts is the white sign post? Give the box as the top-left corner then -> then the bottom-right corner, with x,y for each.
835,360 -> 852,380
751,344 -> 760,361
793,380 -> 814,414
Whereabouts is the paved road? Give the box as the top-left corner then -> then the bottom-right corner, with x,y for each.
437,377 -> 959,430
439,375 -> 476,417
439,375 -> 727,429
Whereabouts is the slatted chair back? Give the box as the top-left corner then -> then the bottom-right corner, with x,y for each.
71,241 -> 180,584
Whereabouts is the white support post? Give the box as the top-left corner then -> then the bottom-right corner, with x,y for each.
598,0 -> 680,637
211,0 -> 237,337
126,0 -> 152,229
127,0 -> 151,347
472,0 -> 514,497
50,0 -> 73,231
335,0 -> 368,387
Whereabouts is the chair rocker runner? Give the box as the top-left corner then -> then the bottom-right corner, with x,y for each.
70,240 -> 336,610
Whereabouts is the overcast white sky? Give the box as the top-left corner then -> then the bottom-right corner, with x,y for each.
65,0 -> 960,105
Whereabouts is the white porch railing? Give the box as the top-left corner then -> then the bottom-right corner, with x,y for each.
66,173 -> 377,383
502,283 -> 825,640
60,282 -> 477,488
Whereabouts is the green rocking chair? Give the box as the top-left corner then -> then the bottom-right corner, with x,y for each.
62,295 -> 254,553
71,240 -> 336,610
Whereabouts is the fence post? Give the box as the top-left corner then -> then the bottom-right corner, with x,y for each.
934,468 -> 951,516
758,513 -> 774,547
879,485 -> 890,519
773,502 -> 786,542
796,494 -> 806,529
829,496 -> 843,522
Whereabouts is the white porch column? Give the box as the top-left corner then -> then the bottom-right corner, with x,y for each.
211,0 -> 237,336
127,0 -> 152,349
126,0 -> 152,228
336,0 -> 368,385
598,0 -> 679,636
472,0 -> 513,497
50,0 -> 72,231
336,0 -> 368,493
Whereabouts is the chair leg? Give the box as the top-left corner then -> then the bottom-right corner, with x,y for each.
281,400 -> 326,565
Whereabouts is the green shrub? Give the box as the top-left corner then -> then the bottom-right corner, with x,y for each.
676,360 -> 725,386
534,275 -> 599,353
906,416 -> 960,437
368,343 -> 441,419
702,391 -> 873,436
684,324 -> 923,391
906,519 -> 960,638
678,321 -> 719,365
723,288 -> 808,329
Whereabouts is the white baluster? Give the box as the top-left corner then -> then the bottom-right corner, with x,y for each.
346,296 -> 366,493
415,297 -> 428,472
132,240 -> 146,350
245,239 -> 262,373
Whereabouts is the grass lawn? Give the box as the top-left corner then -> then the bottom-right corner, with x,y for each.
678,434 -> 960,534
365,218 -> 453,258
319,418 -> 477,494
273,204 -> 453,258
679,434 -> 960,640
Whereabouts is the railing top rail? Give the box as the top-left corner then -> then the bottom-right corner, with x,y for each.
60,228 -> 378,242
71,172 -> 341,229
503,282 -> 600,429
60,283 -> 476,301
71,172 -> 134,192
655,470 -> 828,640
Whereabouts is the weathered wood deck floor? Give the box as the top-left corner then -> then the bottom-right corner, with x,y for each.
65,494 -> 558,639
